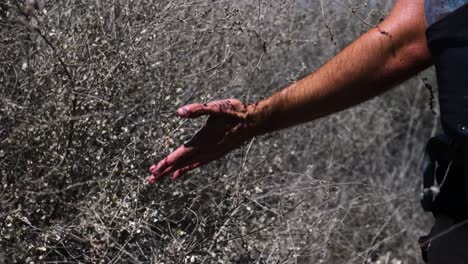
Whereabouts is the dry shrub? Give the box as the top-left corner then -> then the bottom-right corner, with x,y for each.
1,0 -> 437,263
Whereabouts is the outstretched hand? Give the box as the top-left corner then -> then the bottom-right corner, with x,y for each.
148,99 -> 254,184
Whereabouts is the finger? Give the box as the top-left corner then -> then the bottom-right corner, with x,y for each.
172,160 -> 209,180
177,99 -> 241,118
152,139 -> 241,184
147,164 -> 175,184
172,143 -> 238,180
147,173 -> 163,185
149,145 -> 197,174
149,152 -> 207,184
148,146 -> 197,184
148,162 -> 181,185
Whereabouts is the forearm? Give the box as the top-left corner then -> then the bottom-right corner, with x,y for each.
247,1 -> 432,136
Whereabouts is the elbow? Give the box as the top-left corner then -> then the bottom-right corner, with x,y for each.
375,25 -> 432,78
380,0 -> 433,74
396,36 -> 433,73
379,36 -> 432,83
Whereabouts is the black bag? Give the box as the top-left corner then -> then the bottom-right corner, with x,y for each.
421,135 -> 468,220
419,135 -> 468,262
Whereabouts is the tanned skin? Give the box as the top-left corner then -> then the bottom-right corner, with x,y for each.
148,0 -> 432,184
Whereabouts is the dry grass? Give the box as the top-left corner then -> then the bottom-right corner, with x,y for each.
1,0 -> 438,263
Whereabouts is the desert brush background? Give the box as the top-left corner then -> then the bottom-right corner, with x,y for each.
0,0 -> 440,263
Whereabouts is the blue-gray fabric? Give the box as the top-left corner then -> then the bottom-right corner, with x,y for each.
425,0 -> 468,26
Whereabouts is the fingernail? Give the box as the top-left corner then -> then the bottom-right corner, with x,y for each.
149,165 -> 157,174
147,175 -> 156,185
177,107 -> 188,117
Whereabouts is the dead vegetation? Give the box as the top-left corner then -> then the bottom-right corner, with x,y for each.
1,0 -> 438,263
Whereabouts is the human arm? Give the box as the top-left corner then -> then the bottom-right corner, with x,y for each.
148,0 -> 432,183
247,0 -> 432,135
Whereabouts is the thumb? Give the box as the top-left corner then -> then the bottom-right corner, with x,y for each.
177,103 -> 210,118
177,99 -> 239,118
177,106 -> 191,118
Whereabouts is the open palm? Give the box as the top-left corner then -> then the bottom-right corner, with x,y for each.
148,99 -> 252,184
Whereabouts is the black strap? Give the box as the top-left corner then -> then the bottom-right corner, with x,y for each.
463,140 -> 468,202
421,135 -> 453,211
420,135 -> 468,212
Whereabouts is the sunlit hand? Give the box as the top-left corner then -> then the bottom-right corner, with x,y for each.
148,99 -> 253,184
